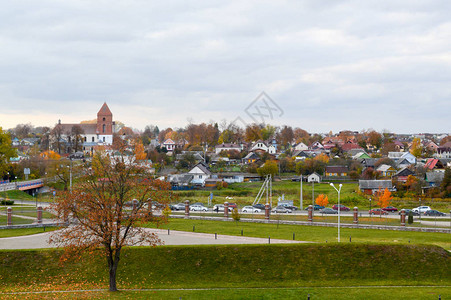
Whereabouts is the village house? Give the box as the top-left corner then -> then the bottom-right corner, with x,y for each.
325,165 -> 349,177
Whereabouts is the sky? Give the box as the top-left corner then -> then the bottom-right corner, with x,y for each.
0,0 -> 450,134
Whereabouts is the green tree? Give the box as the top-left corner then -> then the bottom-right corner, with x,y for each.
0,127 -> 17,178
410,138 -> 423,158
440,167 -> 451,198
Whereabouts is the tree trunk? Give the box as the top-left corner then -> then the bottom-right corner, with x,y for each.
108,248 -> 121,292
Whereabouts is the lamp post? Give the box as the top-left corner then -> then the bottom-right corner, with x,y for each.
369,197 -> 372,224
330,183 -> 342,242
418,198 -> 421,225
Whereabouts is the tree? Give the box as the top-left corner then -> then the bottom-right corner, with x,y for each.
51,124 -> 64,154
278,125 -> 294,147
261,124 -> 276,141
367,131 -> 382,150
377,188 -> 393,212
0,127 -> 17,178
410,138 -> 423,158
70,125 -> 85,153
134,140 -> 147,160
49,151 -> 172,292
47,160 -> 72,190
244,124 -> 262,142
257,160 -> 278,178
440,167 -> 451,198
315,194 -> 329,207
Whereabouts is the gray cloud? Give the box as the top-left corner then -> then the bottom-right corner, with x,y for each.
0,0 -> 450,133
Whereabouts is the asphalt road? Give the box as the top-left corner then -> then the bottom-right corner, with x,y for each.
0,228 -> 304,250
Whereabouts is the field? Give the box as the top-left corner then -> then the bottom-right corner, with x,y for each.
0,244 -> 449,298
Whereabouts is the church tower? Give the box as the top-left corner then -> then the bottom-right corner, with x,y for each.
96,102 -> 114,144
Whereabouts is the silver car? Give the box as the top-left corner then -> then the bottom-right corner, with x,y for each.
242,206 -> 261,213
272,205 -> 292,213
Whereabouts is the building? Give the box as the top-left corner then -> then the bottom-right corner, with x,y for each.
359,180 -> 394,195
54,103 -> 116,154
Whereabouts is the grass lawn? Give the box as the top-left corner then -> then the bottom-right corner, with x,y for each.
0,215 -> 34,225
1,190 -> 34,201
1,287 -> 450,299
0,227 -> 57,238
145,218 -> 451,249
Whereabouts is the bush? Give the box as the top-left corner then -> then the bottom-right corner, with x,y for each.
0,200 -> 14,205
231,208 -> 241,222
408,212 -> 413,224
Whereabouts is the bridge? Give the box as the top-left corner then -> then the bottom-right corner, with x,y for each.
0,179 -> 44,193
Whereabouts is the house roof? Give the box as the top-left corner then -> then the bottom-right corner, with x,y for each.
325,165 -> 349,173
394,167 -> 415,177
424,158 -> 439,170
57,123 -> 97,135
189,162 -> 211,175
342,143 -> 363,151
163,139 -> 175,145
376,164 -> 394,172
215,143 -> 240,149
359,180 -> 393,190
97,102 -> 112,116
425,171 -> 444,183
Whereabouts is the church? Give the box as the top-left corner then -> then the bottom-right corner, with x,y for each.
55,103 -> 117,154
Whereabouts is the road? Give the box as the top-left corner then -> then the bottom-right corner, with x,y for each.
0,228 -> 305,250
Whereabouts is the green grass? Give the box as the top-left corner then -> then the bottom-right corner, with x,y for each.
1,287 -> 450,299
1,190 -> 34,201
0,244 -> 449,293
0,227 -> 57,238
0,215 -> 34,225
146,218 -> 451,249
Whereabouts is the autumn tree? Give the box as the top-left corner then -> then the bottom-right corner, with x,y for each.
244,124 -> 262,142
134,139 -> 147,160
257,160 -> 278,178
410,137 -> 423,158
440,167 -> 451,197
261,124 -> 276,141
278,125 -> 294,147
50,151 -> 172,292
51,124 -> 65,154
367,130 -> 382,150
70,125 -> 85,153
377,188 -> 393,213
315,194 -> 329,207
0,127 -> 17,177
293,127 -> 309,143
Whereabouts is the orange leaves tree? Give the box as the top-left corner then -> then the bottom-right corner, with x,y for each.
377,188 -> 393,216
49,151 -> 172,292
315,194 -> 329,207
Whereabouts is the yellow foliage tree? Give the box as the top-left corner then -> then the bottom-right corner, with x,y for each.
410,137 -> 423,158
315,194 -> 329,207
134,140 -> 147,161
314,153 -> 330,164
40,150 -> 61,160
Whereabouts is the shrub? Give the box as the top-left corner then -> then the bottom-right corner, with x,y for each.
0,200 -> 14,205
408,212 -> 413,224
231,208 -> 241,222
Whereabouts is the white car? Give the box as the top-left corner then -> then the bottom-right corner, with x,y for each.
241,206 -> 261,213
190,205 -> 208,212
213,204 -> 232,212
411,206 -> 431,214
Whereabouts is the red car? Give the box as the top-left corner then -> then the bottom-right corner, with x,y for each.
382,206 -> 398,212
227,203 -> 237,209
369,208 -> 388,215
332,204 -> 350,211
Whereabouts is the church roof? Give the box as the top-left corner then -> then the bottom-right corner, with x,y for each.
98,102 -> 112,116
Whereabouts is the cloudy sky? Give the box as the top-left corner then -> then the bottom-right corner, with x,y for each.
0,1 -> 450,134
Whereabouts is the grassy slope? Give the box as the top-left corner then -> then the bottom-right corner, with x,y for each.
146,218 -> 451,249
0,227 -> 57,238
0,244 -> 449,293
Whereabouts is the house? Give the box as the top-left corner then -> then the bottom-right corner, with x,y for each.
341,142 -> 363,153
359,180 -> 394,195
352,152 -> 371,160
204,178 -> 223,188
425,172 -> 444,187
293,142 -> 308,151
292,150 -> 311,161
250,140 -> 269,153
376,164 -> 396,177
388,152 -> 416,165
215,143 -> 242,154
188,162 -> 211,186
424,141 -> 439,153
424,158 -> 445,171
392,167 -> 415,183
437,143 -> 451,158
325,166 -> 349,177
309,141 -> 324,150
307,172 -> 321,183
359,158 -> 376,169
396,158 -> 412,169
242,152 -> 260,164
167,174 -> 193,187
162,139 -> 176,152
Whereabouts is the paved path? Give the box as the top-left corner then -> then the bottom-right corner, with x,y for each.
0,228 -> 305,250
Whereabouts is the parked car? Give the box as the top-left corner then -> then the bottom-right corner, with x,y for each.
242,206 -> 261,213
412,206 -> 431,214
227,203 -> 238,209
213,204 -> 232,212
280,204 -> 299,210
313,204 -> 325,211
332,204 -> 350,211
190,204 -> 208,212
272,206 -> 292,213
424,210 -> 446,216
382,206 -> 398,212
253,204 -> 267,210
171,203 -> 186,211
369,208 -> 388,215
398,209 -> 419,216
319,207 -> 338,214
291,177 -> 301,182
191,202 -> 206,207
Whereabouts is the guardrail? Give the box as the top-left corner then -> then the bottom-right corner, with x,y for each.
0,179 -> 44,192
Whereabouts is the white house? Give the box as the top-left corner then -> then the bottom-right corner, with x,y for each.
293,142 -> 308,151
215,143 -> 242,154
388,152 -> 416,165
250,140 -> 269,153
163,139 -> 175,152
307,172 -> 321,183
188,162 -> 211,186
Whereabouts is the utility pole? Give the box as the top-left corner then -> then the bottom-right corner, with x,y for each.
300,174 -> 303,210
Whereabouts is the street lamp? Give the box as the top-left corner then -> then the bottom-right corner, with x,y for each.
419,198 -> 421,225
330,183 -> 342,242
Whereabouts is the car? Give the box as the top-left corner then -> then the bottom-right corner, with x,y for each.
171,203 -> 186,211
191,202 -> 206,207
280,204 -> 299,210
319,207 -> 338,214
382,206 -> 398,212
242,206 -> 261,213
291,177 -> 301,182
227,203 -> 238,209
369,208 -> 388,215
313,204 -> 325,211
332,204 -> 350,211
253,204 -> 267,210
190,204 -> 208,212
398,209 -> 419,216
424,210 -> 446,216
412,206 -> 431,214
213,204 -> 232,212
272,206 -> 292,213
